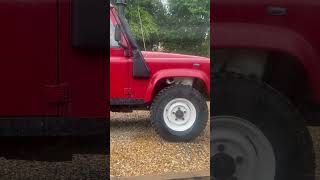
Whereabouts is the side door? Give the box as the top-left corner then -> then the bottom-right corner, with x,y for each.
0,1 -> 58,116
110,11 -> 130,101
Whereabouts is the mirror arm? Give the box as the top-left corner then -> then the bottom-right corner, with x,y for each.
118,41 -> 129,52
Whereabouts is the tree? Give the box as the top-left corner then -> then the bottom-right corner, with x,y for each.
161,0 -> 210,56
111,0 -> 209,57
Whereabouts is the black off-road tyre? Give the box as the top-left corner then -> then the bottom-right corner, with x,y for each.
151,85 -> 208,141
211,73 -> 315,180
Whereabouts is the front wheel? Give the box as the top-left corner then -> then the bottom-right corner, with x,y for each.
151,85 -> 208,141
211,73 -> 315,180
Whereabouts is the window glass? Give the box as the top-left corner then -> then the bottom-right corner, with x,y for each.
110,19 -> 119,47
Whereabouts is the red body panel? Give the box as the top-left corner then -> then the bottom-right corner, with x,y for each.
0,1 -> 58,116
212,0 -> 320,102
59,0 -> 107,118
110,48 -> 130,99
110,8 -> 210,104
0,1 -> 107,119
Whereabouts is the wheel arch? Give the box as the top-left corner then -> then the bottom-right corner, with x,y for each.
213,22 -> 320,102
144,69 -> 210,103
213,48 -> 312,106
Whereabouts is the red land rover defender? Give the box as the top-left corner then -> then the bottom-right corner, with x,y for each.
110,1 -> 210,141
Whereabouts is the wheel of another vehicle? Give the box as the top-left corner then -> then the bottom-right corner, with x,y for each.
211,73 -> 315,180
150,85 -> 208,141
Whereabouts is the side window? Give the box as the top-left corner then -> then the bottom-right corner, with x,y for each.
110,19 -> 120,47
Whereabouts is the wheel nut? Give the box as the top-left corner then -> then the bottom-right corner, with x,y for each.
217,144 -> 225,152
236,156 -> 243,164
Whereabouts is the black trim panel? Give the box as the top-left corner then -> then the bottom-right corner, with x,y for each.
72,0 -> 107,49
110,98 -> 145,106
0,117 -> 107,136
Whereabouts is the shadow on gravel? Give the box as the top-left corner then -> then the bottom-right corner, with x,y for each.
0,136 -> 108,161
110,119 -> 149,127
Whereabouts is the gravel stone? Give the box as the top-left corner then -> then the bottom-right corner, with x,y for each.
308,127 -> 320,179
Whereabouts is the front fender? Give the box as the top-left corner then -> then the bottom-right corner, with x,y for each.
213,22 -> 320,101
144,69 -> 210,103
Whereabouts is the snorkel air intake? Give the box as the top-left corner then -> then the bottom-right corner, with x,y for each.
116,0 -> 150,78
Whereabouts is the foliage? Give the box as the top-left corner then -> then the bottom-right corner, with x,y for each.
111,0 -> 210,57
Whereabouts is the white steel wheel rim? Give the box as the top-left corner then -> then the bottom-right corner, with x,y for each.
163,98 -> 197,131
211,116 -> 276,180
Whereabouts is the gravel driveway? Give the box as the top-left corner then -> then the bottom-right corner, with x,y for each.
308,127 -> 320,180
0,136 -> 107,179
2,118 -> 320,179
110,107 -> 210,178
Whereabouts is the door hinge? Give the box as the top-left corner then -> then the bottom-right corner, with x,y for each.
124,88 -> 132,95
44,83 -> 69,104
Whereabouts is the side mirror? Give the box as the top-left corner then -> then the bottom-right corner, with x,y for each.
115,24 -> 121,42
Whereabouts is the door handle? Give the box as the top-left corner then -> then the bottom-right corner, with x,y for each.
267,6 -> 287,16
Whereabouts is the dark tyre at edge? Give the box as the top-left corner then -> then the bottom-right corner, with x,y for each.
211,73 -> 315,180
